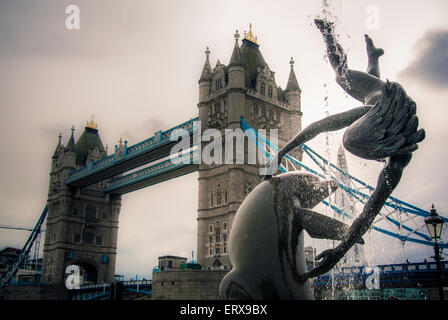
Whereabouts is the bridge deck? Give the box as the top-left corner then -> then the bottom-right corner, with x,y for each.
65,118 -> 198,188
104,151 -> 199,195
313,261 -> 448,289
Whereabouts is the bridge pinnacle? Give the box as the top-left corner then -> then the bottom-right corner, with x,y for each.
86,115 -> 98,130
243,23 -> 258,44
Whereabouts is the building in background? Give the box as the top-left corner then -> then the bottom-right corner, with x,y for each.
334,145 -> 368,267
158,256 -> 187,271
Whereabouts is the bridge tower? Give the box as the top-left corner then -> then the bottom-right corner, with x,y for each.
197,25 -> 303,270
41,118 -> 122,286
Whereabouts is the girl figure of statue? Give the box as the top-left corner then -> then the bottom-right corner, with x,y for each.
266,18 -> 425,281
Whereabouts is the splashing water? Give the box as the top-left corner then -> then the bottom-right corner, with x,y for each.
317,0 -> 352,92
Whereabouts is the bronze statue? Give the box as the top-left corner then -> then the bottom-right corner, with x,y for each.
219,18 -> 425,300
267,18 -> 425,281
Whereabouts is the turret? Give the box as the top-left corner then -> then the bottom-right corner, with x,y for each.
75,116 -> 106,166
228,30 -> 245,89
63,125 -> 77,169
285,57 -> 301,112
51,133 -> 63,171
198,47 -> 212,103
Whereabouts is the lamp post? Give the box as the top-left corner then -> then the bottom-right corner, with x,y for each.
424,204 -> 445,300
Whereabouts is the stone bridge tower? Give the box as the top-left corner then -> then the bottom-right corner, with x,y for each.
41,118 -> 121,286
197,25 -> 303,270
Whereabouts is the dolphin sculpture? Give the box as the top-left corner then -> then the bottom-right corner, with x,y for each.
219,171 -> 364,300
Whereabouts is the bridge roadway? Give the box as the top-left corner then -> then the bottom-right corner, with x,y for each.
313,261 -> 448,290
65,117 -> 198,189
104,150 -> 199,195
70,279 -> 153,300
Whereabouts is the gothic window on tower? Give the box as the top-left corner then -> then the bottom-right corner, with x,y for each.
84,232 -> 94,244
209,235 -> 213,243
86,205 -> 96,220
209,247 -> 213,255
268,85 -> 273,99
216,102 -> 221,114
276,111 -> 281,122
47,257 -> 54,276
215,245 -> 221,255
216,191 -> 222,206
223,244 -> 227,254
252,103 -> 259,117
224,190 -> 229,204
223,222 -> 227,231
73,233 -> 81,244
261,82 -> 266,96
209,192 -> 214,208
215,78 -> 223,90
261,105 -> 266,117
96,236 -> 103,246
209,224 -> 213,233
269,109 -> 273,119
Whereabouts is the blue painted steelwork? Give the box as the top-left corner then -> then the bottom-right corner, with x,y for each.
124,288 -> 152,295
104,150 -> 199,193
302,144 -> 446,221
8,281 -> 41,286
302,147 -> 431,242
72,291 -> 109,301
66,117 -> 198,185
0,206 -> 48,289
240,117 -> 448,248
313,261 -> 448,289
70,280 -> 152,300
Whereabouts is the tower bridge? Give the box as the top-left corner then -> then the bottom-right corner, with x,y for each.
65,117 -> 198,190
1,24 -> 302,293
1,24 -> 446,299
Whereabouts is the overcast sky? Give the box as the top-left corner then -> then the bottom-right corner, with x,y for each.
0,0 -> 447,280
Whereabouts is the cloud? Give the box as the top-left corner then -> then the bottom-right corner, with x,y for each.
0,1 -> 157,59
399,28 -> 448,88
